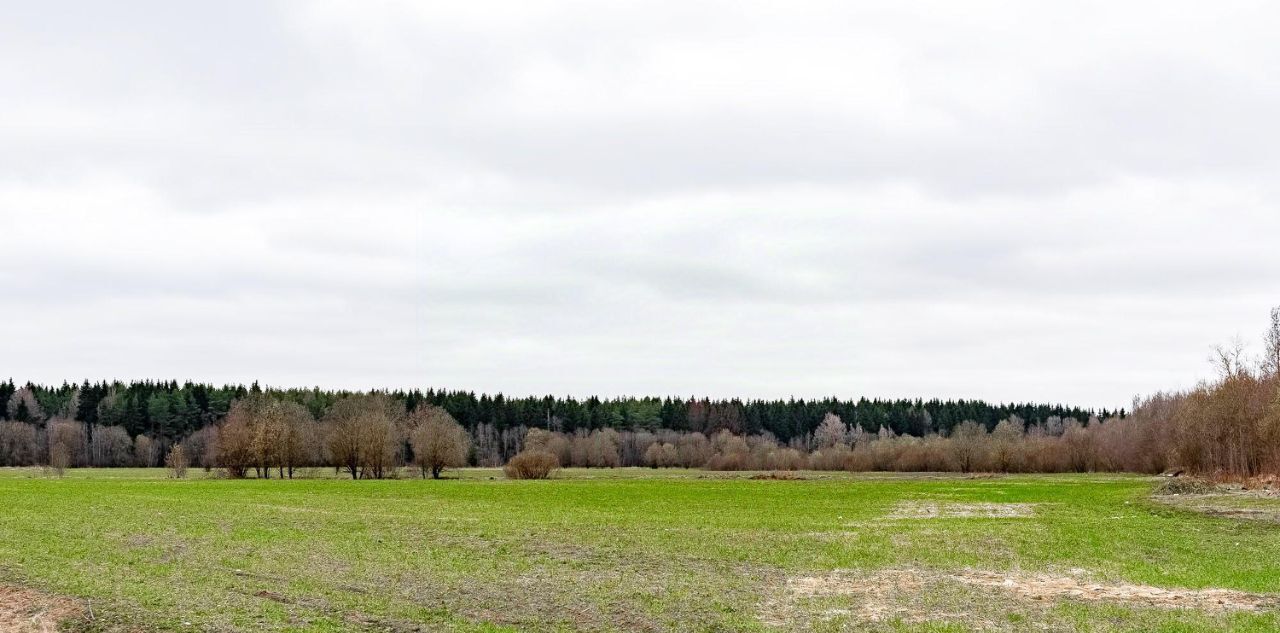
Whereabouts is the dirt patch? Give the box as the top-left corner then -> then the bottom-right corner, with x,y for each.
763,568 -> 1277,627
886,501 -> 1036,519
750,471 -> 809,481
0,585 -> 85,633
946,569 -> 1274,611
1153,484 -> 1280,523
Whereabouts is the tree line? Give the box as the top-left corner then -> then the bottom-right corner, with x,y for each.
3,308 -> 1277,478
0,378 -> 1108,446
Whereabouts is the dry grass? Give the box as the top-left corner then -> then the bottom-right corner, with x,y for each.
763,568 -> 1280,631
0,585 -> 85,633
885,501 -> 1037,519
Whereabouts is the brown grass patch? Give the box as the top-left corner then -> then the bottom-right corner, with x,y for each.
762,568 -> 1277,628
0,585 -> 85,633
886,501 -> 1036,519
750,471 -> 808,481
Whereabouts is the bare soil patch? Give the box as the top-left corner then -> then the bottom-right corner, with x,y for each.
886,501 -> 1036,519
763,568 -> 1277,628
0,585 -> 85,633
1153,480 -> 1280,523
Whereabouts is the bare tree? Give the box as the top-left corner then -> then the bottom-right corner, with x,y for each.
588,428 -> 621,467
217,408 -> 255,478
6,386 -> 43,422
0,421 -> 39,466
949,420 -> 988,473
471,422 -> 502,467
990,416 -> 1025,472
408,405 -> 470,478
134,435 -> 158,467
524,428 -> 570,465
323,393 -> 405,480
1263,306 -> 1280,377
1212,338 -> 1250,379
813,413 -> 849,448
90,425 -> 134,467
166,444 -> 190,478
278,401 -> 319,479
48,442 -> 69,477
46,418 -> 88,467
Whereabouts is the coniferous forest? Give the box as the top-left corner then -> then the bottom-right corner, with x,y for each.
0,378 -> 1109,446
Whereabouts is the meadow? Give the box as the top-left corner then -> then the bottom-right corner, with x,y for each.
1,469 -> 1278,632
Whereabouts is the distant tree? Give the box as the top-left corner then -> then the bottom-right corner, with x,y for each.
408,405 -> 469,479
166,444 -> 189,479
1062,418 -> 1094,472
8,386 -> 42,423
1263,306 -> 1280,377
588,428 -> 621,467
134,435 -> 158,467
0,421 -> 39,466
216,411 -> 254,478
989,416 -> 1025,472
46,418 -> 88,467
48,443 -> 69,477
643,442 -> 679,467
525,428 -> 570,465
323,394 -> 404,480
472,422 -> 502,467
813,413 -> 849,448
89,425 -> 134,467
950,420 -> 988,473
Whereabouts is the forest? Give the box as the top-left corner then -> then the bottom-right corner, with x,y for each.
2,308 -> 1277,479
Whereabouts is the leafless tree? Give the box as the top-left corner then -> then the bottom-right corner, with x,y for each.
134,435 -> 158,467
813,413 -> 849,448
166,444 -> 190,478
408,405 -> 470,478
471,422 -> 502,467
949,420 -> 988,473
0,421 -> 39,466
48,442 -> 69,476
7,386 -> 43,422
1263,306 -> 1280,377
90,425 -> 134,467
46,418 -> 88,467
323,393 -> 405,480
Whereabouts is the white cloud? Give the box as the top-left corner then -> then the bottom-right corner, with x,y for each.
2,0 -> 1278,407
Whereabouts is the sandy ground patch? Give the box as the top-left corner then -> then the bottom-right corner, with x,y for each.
762,568 -> 1277,628
0,585 -> 85,633
886,501 -> 1036,519
1154,486 -> 1280,523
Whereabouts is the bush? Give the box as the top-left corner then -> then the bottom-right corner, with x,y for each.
504,450 -> 560,479
166,444 -> 190,479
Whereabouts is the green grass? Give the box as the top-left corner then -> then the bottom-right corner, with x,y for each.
0,469 -> 1277,632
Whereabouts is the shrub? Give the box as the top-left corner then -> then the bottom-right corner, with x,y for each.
48,443 -> 70,477
504,450 -> 559,479
166,444 -> 190,479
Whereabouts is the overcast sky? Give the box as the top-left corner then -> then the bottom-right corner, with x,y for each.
2,1 -> 1278,409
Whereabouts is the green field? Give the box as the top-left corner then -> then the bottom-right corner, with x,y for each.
1,469 -> 1278,632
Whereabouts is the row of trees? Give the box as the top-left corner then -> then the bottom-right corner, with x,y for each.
4,309 -> 1277,478
0,418 -> 165,469
0,379 -> 1110,446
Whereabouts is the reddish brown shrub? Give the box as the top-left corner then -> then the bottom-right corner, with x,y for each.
504,450 -> 560,479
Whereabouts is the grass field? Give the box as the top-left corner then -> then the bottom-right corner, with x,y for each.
1,469 -> 1278,632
